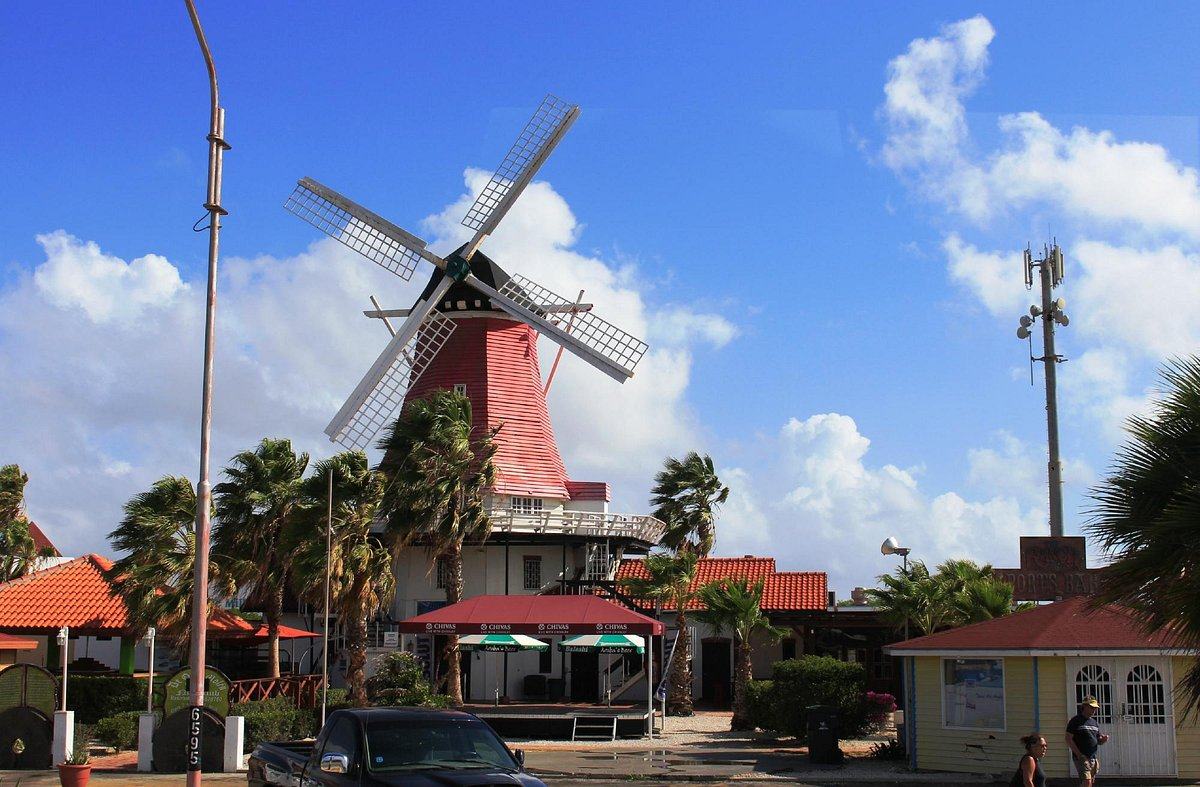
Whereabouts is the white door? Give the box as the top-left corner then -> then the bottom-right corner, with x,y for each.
1067,657 -> 1176,776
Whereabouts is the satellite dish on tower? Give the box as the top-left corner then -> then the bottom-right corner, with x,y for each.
284,94 -> 649,450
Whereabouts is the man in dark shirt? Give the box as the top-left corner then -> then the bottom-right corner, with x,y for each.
1066,697 -> 1109,786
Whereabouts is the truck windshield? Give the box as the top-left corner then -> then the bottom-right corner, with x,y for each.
363,718 -> 518,773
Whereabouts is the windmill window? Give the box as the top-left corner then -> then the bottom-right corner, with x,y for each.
523,556 -> 543,590
453,383 -> 467,396
511,497 -> 542,515
781,639 -> 797,660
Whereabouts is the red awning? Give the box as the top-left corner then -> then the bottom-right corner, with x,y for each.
397,595 -> 664,636
0,632 -> 39,650
247,623 -> 320,641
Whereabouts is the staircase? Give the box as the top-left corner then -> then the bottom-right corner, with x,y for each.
572,714 -> 618,741
602,656 -> 647,703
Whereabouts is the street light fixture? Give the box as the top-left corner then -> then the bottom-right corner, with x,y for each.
144,627 -> 157,713
880,538 -> 911,640
57,626 -> 69,712
880,537 -> 911,571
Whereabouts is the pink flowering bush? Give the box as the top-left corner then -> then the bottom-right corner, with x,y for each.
864,690 -> 897,728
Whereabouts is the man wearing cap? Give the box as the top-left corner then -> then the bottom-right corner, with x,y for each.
1066,696 -> 1109,786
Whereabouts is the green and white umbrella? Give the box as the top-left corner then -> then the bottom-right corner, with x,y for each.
456,634 -> 549,653
558,634 -> 645,654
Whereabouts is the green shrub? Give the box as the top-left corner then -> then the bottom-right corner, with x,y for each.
231,697 -> 315,750
67,676 -> 148,723
95,711 -> 141,750
747,656 -> 869,739
365,652 -> 451,708
744,680 -> 777,731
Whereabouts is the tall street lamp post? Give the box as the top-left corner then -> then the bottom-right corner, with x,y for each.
182,1 -> 229,783
881,537 -> 911,640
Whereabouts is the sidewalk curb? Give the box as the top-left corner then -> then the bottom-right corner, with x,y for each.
528,771 -> 1002,785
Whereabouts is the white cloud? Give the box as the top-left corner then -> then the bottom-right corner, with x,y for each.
712,467 -> 771,555
1071,241 -> 1200,359
713,414 -> 1046,592
943,233 -> 1028,317
966,430 -> 1093,507
882,17 -> 1200,238
32,230 -> 186,323
1,177 -> 733,554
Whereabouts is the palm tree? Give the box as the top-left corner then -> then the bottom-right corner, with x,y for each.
0,464 -> 45,582
213,438 -> 309,678
1088,356 -> 1200,713
869,559 -> 1024,636
651,452 -> 729,557
621,551 -> 699,716
694,578 -> 786,730
866,561 -> 954,636
285,452 -> 395,707
936,559 -> 1024,624
107,476 -> 207,651
377,389 -> 498,705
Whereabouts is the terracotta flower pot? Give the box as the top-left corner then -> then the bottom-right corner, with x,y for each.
57,763 -> 92,787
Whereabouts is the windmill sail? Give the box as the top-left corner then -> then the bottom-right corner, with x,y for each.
285,178 -> 436,281
461,95 -> 579,242
325,311 -> 457,450
466,273 -> 647,382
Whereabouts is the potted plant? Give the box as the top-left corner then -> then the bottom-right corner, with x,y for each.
58,735 -> 91,787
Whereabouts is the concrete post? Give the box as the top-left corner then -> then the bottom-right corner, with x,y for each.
224,715 -> 245,772
137,712 -> 156,772
52,710 -> 74,766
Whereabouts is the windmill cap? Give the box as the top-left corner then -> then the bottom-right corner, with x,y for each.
1081,696 -> 1100,708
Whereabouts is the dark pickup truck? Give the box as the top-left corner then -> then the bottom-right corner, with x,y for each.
247,707 -> 547,786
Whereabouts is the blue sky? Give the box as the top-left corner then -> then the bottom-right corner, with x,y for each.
2,3 -> 1198,593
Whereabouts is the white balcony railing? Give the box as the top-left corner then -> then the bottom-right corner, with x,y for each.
487,509 -> 664,545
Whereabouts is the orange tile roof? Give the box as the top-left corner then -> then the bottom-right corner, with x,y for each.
0,554 -> 254,637
762,572 -> 827,612
616,556 -> 826,612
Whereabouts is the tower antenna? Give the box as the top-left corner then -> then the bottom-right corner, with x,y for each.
1014,241 -> 1069,537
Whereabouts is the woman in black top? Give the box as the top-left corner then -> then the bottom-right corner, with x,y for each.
1015,734 -> 1048,787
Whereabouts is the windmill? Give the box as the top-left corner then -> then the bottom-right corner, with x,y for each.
285,94 -> 648,451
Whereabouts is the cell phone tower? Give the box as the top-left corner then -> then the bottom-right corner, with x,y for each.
1014,242 -> 1069,538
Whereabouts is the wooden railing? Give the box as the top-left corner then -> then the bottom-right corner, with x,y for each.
229,673 -> 324,709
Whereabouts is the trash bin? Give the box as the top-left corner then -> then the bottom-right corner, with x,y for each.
546,678 -> 565,702
806,705 -> 843,764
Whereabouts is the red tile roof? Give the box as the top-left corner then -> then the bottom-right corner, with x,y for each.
887,596 -> 1184,653
616,556 -> 827,612
0,554 -> 254,637
27,521 -> 59,556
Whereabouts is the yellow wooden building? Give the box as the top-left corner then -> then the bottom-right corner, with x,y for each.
886,597 -> 1199,780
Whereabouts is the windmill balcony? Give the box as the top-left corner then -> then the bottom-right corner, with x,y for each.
488,508 -> 665,545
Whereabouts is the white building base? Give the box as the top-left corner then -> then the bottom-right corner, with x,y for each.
137,712 -> 155,772
224,715 -> 245,772
52,710 -> 74,766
